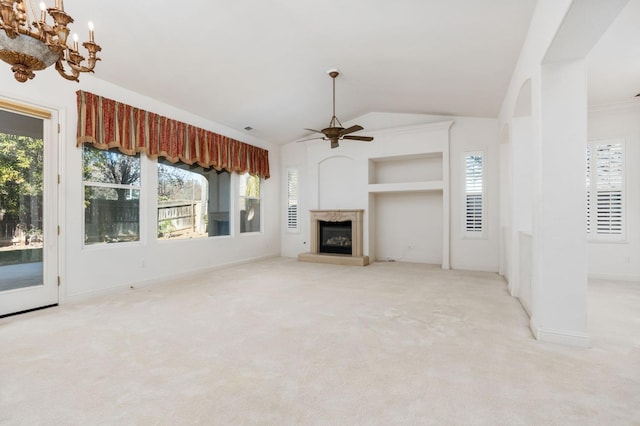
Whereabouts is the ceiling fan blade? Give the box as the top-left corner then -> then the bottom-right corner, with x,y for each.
304,128 -> 324,134
296,136 -> 324,143
339,125 -> 364,136
343,135 -> 374,142
330,140 -> 339,149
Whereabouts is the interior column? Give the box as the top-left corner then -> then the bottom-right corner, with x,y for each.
530,59 -> 589,346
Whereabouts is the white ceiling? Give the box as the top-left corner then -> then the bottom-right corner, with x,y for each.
60,0 -> 640,144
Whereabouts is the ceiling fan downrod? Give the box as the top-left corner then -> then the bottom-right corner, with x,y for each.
297,68 -> 373,149
329,69 -> 342,128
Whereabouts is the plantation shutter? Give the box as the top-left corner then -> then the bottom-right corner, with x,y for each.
595,143 -> 623,235
464,153 -> 484,234
586,146 -> 591,234
287,168 -> 298,231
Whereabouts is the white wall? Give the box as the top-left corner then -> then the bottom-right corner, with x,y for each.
449,116 -> 500,272
588,103 -> 640,281
281,112 -> 500,272
375,192 -> 443,263
495,0 -> 630,346
0,71 -> 280,301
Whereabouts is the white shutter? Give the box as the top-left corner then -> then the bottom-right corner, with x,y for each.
287,168 -> 298,231
586,146 -> 591,234
595,143 -> 623,236
464,153 -> 484,235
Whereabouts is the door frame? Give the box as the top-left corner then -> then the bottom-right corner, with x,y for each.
0,97 -> 61,316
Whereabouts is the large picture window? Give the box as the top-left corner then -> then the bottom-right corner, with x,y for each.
157,161 -> 208,240
239,172 -> 261,233
83,146 -> 141,245
157,161 -> 230,239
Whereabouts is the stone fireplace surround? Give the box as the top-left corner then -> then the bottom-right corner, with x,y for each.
298,209 -> 369,266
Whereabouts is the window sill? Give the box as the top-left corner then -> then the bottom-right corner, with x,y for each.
240,231 -> 263,236
587,238 -> 628,245
82,240 -> 143,250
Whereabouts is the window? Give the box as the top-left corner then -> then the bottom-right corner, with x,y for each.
464,152 -> 484,236
157,161 -> 231,239
208,170 -> 231,237
83,146 -> 141,245
587,141 -> 625,240
239,172 -> 261,233
157,161 -> 208,240
286,168 -> 298,231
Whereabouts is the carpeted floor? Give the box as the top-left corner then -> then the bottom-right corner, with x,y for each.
1,258 -> 638,425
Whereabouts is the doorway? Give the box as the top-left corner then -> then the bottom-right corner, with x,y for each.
0,102 -> 59,316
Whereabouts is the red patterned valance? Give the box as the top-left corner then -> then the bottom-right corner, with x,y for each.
76,91 -> 270,179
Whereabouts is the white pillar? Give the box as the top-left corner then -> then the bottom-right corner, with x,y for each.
530,59 -> 589,347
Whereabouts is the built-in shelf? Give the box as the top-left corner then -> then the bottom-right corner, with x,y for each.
369,152 -> 443,185
368,180 -> 443,193
365,124 -> 451,269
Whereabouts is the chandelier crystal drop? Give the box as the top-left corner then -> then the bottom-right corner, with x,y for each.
0,0 -> 101,82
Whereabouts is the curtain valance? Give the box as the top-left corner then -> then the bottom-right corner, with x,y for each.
76,90 -> 270,179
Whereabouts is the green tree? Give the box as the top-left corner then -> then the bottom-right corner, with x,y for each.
0,132 -> 44,225
244,174 -> 260,197
83,145 -> 140,201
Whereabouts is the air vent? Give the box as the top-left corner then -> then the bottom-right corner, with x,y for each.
244,126 -> 254,131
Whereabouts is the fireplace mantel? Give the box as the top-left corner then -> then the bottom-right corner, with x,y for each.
299,209 -> 369,266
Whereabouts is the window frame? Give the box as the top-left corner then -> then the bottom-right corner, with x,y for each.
463,150 -> 486,239
81,145 -> 144,248
156,160 -> 212,241
286,167 -> 299,233
587,139 -> 626,243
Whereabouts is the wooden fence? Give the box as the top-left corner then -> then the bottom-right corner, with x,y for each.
157,201 -> 205,238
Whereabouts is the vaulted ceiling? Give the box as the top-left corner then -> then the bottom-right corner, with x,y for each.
588,0 -> 640,108
62,0 -> 637,144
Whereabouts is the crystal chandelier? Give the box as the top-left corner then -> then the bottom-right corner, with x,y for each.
0,0 -> 100,82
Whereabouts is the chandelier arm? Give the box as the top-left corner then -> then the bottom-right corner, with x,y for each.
68,62 -> 96,74
55,59 -> 79,81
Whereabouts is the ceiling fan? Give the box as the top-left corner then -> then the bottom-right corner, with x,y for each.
299,69 -> 374,149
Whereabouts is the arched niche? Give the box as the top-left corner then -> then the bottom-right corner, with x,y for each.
513,79 -> 532,118
317,156 -> 356,209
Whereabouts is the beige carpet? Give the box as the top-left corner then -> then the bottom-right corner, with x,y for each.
1,258 -> 638,425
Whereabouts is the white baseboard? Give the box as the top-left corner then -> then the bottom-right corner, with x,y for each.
530,317 -> 590,347
450,263 -> 500,273
65,254 -> 279,304
588,273 -> 640,282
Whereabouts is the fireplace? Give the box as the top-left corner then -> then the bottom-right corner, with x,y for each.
298,209 -> 369,266
319,220 -> 352,255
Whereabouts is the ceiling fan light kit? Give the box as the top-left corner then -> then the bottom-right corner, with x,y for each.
300,69 -> 374,149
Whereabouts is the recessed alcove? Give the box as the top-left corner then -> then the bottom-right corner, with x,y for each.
365,122 -> 452,268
